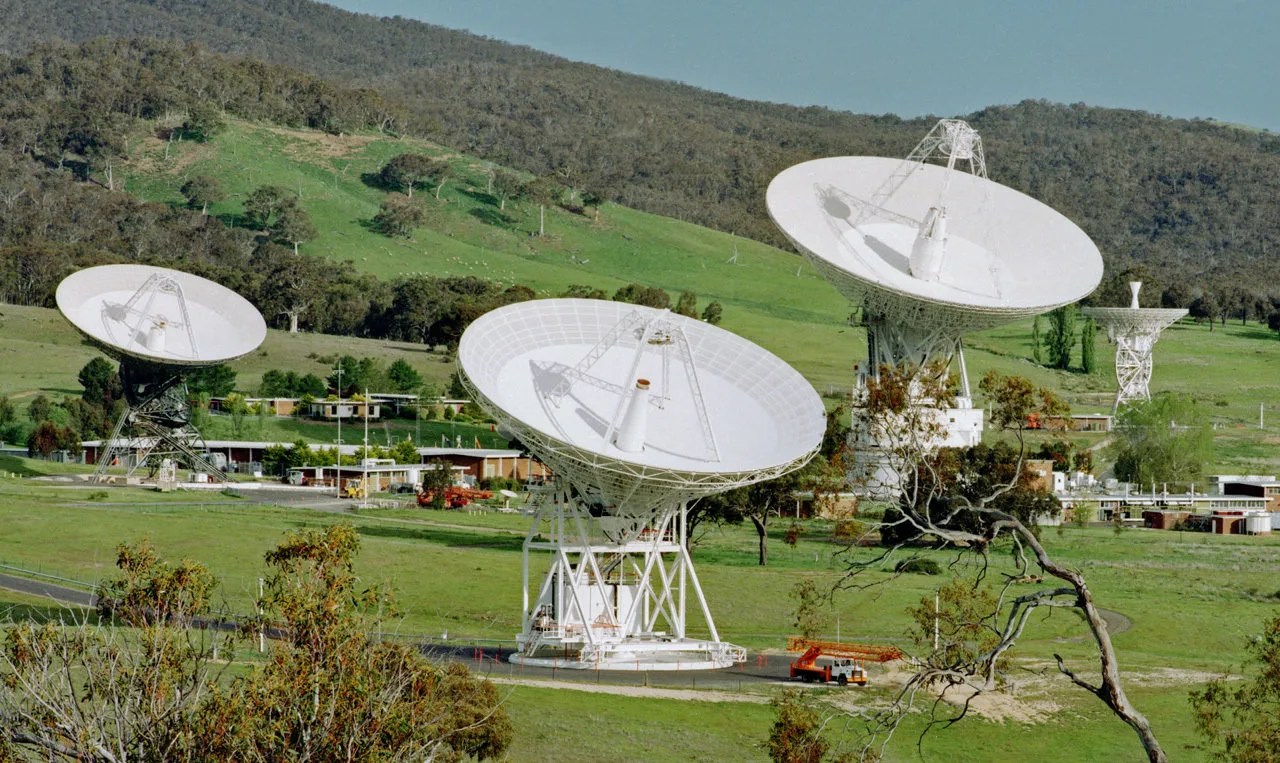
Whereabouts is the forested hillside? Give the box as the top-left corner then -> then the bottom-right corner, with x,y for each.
2,1 -> 1280,309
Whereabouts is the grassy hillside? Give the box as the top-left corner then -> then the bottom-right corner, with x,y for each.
122,119 -> 857,388
0,117 -> 1274,472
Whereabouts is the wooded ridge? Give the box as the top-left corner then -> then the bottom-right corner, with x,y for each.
1,0 -> 1279,306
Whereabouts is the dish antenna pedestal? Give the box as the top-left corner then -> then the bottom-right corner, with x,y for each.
1082,282 -> 1187,412
768,120 -> 1102,494
458,299 -> 824,670
57,265 -> 266,483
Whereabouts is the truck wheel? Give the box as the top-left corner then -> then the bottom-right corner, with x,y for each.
837,674 -> 848,686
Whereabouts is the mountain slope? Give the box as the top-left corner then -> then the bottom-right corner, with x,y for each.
2,1 -> 1279,297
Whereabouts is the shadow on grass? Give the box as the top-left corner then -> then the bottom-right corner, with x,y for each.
0,455 -> 51,477
0,599 -> 96,625
469,206 -> 514,228
356,523 -> 526,552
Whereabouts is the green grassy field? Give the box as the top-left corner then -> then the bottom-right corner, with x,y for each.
0,461 -> 1268,760
3,119 -> 1278,760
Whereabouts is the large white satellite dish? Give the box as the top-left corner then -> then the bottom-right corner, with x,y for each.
458,298 -> 825,670
56,264 -> 266,483
57,264 -> 266,366
767,119 -> 1103,494
766,136 -> 1103,338
459,298 -> 825,516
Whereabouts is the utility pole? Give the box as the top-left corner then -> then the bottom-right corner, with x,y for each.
333,365 -> 344,497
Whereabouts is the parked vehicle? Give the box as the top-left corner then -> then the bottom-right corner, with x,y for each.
786,637 -> 902,686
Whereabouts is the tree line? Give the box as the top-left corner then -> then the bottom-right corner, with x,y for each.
0,19 -> 1275,303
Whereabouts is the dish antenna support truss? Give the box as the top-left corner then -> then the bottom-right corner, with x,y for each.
514,482 -> 744,671
859,118 -> 987,226
1082,282 -> 1187,413
100,272 -> 200,361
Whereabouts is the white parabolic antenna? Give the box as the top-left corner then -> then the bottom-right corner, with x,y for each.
458,299 -> 825,670
57,264 -> 266,366
767,119 -> 1104,494
458,298 -> 825,515
56,264 -> 266,482
766,157 -> 1103,336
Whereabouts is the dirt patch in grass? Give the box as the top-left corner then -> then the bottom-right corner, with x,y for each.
261,125 -> 377,159
131,135 -> 217,176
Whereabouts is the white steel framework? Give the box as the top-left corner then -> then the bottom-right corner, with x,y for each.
511,483 -> 745,670
1082,283 -> 1187,413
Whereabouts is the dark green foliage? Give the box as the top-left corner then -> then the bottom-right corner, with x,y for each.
26,394 -> 51,423
78,356 -> 121,408
612,283 -> 670,309
447,371 -> 468,400
273,205 -> 316,253
1044,305 -> 1077,370
895,558 -> 941,575
1035,438 -> 1078,473
259,370 -> 328,399
561,284 -> 607,300
326,355 -> 390,396
371,192 -> 423,237
420,458 -> 454,509
179,102 -> 224,142
1080,316 -> 1098,374
243,185 -> 295,231
674,291 -> 698,317
1031,315 -> 1043,363
379,153 -> 437,197
387,359 -> 423,392
1110,393 -> 1211,489
701,300 -> 723,325
179,175 -> 224,215
1190,293 -> 1220,329
186,364 -> 236,398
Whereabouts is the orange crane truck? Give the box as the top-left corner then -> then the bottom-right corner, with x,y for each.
416,485 -> 493,509
786,637 -> 903,686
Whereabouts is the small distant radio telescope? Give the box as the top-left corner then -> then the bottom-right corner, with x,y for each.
458,299 -> 825,670
56,264 -> 266,482
1082,282 -> 1186,412
767,119 -> 1103,493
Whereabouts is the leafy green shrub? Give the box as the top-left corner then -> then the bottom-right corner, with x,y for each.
895,558 -> 941,575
